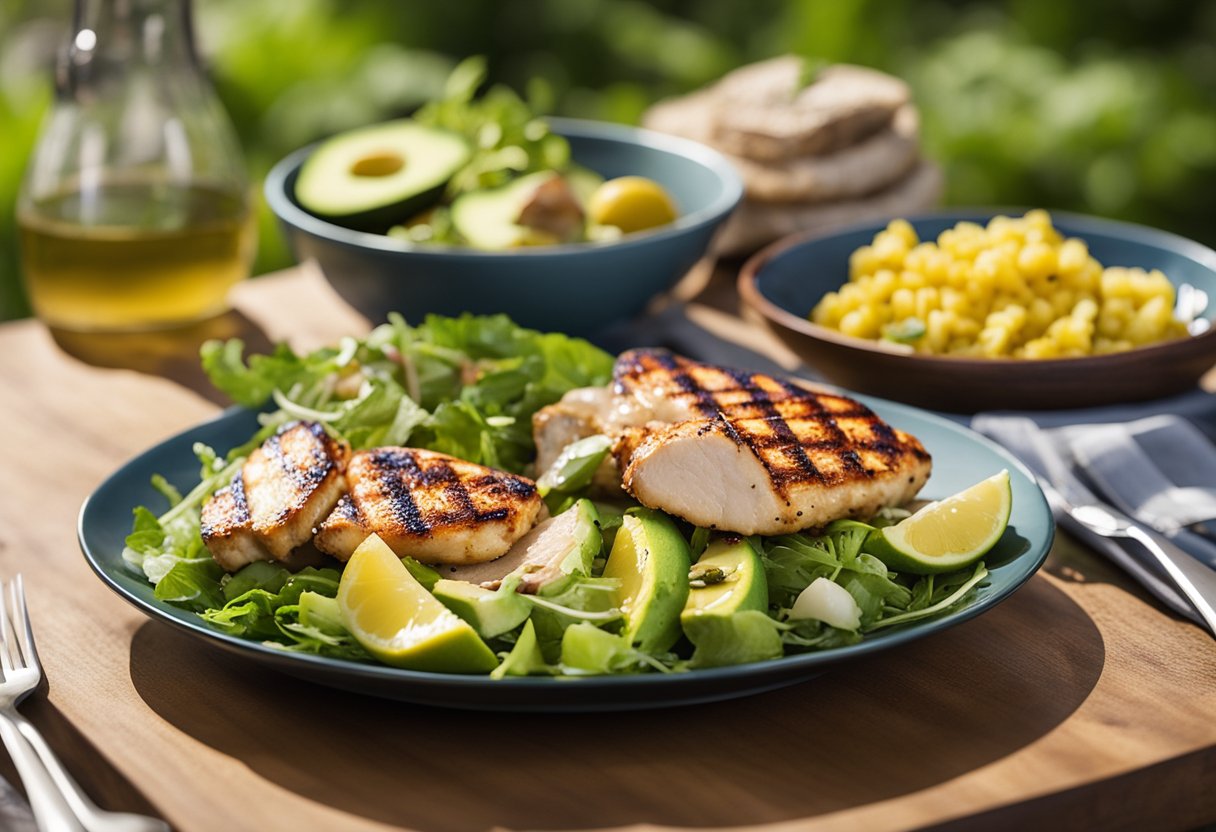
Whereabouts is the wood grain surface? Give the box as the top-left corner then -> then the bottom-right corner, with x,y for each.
0,263 -> 1213,832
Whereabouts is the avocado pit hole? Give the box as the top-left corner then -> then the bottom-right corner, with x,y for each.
350,151 -> 405,178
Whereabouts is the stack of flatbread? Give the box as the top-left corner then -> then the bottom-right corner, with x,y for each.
643,56 -> 942,256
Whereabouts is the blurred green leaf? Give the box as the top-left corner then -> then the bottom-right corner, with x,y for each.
1,0 -> 1214,321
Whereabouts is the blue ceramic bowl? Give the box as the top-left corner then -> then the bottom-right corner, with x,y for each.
740,210 -> 1216,412
266,118 -> 742,336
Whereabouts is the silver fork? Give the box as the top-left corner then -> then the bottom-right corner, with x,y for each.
0,576 -> 169,832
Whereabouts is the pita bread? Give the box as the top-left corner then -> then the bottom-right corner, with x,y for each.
729,105 -> 920,203
643,91 -> 920,204
713,161 -> 943,256
641,87 -> 717,144
711,59 -> 910,161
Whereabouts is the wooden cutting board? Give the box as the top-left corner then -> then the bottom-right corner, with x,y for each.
0,263 -> 1212,832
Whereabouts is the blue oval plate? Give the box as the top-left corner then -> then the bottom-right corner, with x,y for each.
78,396 -> 1053,712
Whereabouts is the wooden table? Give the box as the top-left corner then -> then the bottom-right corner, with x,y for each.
1,263 -> 1214,832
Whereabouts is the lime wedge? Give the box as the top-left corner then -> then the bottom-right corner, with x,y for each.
866,470 -> 1012,574
338,534 -> 498,673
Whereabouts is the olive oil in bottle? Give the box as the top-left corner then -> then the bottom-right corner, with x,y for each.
18,0 -> 252,332
19,182 -> 255,331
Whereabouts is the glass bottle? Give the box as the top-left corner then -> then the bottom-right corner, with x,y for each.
17,0 -> 255,333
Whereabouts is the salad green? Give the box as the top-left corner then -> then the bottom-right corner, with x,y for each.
124,313 -> 993,677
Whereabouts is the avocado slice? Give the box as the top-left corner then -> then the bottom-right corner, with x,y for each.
432,579 -> 532,640
680,537 -> 783,668
451,170 -> 592,250
295,119 -> 471,232
602,509 -> 691,654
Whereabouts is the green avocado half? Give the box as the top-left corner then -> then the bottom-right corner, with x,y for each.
295,119 -> 471,232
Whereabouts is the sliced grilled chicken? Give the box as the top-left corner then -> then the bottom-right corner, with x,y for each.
619,402 -> 931,534
200,472 -> 266,572
613,348 -> 833,422
532,389 -> 624,494
532,388 -> 613,474
532,349 -> 834,466
202,421 -> 349,570
314,448 -> 543,565
533,349 -> 931,535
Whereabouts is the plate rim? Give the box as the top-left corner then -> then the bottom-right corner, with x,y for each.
78,395 -> 1054,696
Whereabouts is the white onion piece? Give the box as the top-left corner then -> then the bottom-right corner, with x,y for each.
789,578 -> 862,630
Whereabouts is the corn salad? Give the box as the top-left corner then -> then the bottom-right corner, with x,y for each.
810,211 -> 1188,358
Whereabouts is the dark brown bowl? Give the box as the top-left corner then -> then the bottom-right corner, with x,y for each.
739,211 -> 1216,413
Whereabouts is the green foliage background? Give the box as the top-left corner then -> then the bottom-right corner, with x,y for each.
1,0 -> 1214,321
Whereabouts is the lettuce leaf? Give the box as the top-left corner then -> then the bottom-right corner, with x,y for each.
196,312 -> 612,474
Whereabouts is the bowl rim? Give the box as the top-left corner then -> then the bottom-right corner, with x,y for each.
739,207 -> 1216,369
264,116 -> 744,258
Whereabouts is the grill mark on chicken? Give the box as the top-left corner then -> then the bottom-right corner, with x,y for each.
787,391 -> 871,478
598,350 -> 934,534
616,350 -> 896,488
261,423 -> 337,519
203,421 -> 349,567
648,349 -> 722,418
314,447 -> 543,564
228,471 -> 251,524
366,449 -> 433,536
725,367 -> 840,485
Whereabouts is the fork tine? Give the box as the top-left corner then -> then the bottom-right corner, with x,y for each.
12,575 -> 37,670
0,579 -> 13,674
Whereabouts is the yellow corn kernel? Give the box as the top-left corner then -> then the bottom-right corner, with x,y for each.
890,287 -> 916,320
871,268 -> 897,300
1057,238 -> 1089,278
1018,242 -> 1057,281
838,309 -> 872,339
1072,297 -> 1099,322
1020,337 -> 1058,359
1024,297 -> 1054,338
1050,288 -> 1076,317
849,245 -> 880,278
814,211 -> 1186,356
915,287 -> 940,321
887,218 -> 919,249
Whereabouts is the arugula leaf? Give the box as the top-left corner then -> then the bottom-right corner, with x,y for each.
867,563 -> 990,631
200,340 -> 339,409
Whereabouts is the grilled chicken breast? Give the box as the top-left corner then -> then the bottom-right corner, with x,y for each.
613,347 -> 831,422
314,448 -> 544,565
613,350 -> 931,534
532,349 -> 931,535
619,400 -> 931,534
201,422 -> 349,570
